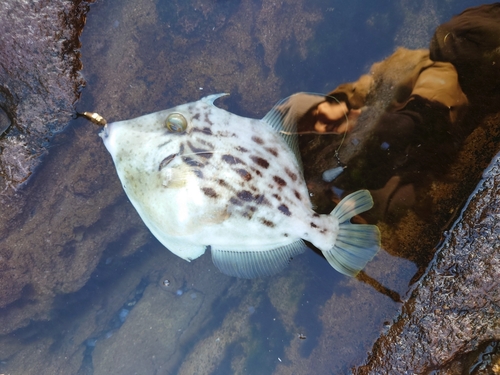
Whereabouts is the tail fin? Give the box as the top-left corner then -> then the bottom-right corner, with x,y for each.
323,190 -> 380,277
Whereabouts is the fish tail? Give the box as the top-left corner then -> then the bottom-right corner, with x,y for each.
322,189 -> 380,276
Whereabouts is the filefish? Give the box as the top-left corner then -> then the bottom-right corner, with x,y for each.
99,93 -> 380,278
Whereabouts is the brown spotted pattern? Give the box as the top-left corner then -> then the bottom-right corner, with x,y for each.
273,175 -> 286,187
260,218 -> 276,228
250,156 -> 269,169
236,169 -> 252,181
251,135 -> 264,144
285,167 -> 297,181
202,187 -> 218,198
265,147 -> 278,157
156,101 -> 312,239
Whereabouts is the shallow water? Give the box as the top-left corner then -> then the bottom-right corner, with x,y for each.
0,0 -> 497,374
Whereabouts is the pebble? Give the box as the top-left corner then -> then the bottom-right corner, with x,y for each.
322,167 -> 344,182
119,308 -> 129,322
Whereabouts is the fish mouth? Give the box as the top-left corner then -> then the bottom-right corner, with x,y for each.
98,124 -> 110,140
99,123 -> 117,156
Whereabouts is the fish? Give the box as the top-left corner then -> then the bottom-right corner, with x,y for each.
99,93 -> 380,278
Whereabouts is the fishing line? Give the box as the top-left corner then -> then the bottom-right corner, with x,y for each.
324,93 -> 349,168
279,92 -> 350,167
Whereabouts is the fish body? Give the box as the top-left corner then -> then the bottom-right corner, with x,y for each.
100,94 -> 380,278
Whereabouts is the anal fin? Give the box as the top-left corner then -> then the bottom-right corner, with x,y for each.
211,240 -> 307,278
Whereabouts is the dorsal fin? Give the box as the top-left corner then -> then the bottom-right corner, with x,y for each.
202,93 -> 230,105
205,92 -> 334,169
262,93 -> 326,166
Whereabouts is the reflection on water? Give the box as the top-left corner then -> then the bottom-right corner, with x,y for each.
298,43 -> 498,274
0,0 -> 498,374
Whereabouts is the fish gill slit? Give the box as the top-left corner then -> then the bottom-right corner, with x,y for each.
159,153 -> 178,171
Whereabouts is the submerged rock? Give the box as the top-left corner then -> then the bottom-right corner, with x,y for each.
0,0 -> 152,335
355,132 -> 500,374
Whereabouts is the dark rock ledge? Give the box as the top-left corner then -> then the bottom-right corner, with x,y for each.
355,133 -> 500,374
0,0 -> 91,198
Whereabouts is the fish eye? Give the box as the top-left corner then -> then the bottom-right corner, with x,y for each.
165,113 -> 188,133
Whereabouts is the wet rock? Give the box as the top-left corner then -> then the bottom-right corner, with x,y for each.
354,133 -> 500,374
92,252 -> 234,375
0,0 -> 91,195
0,105 -> 11,137
0,0 -> 154,336
0,112 -> 151,334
